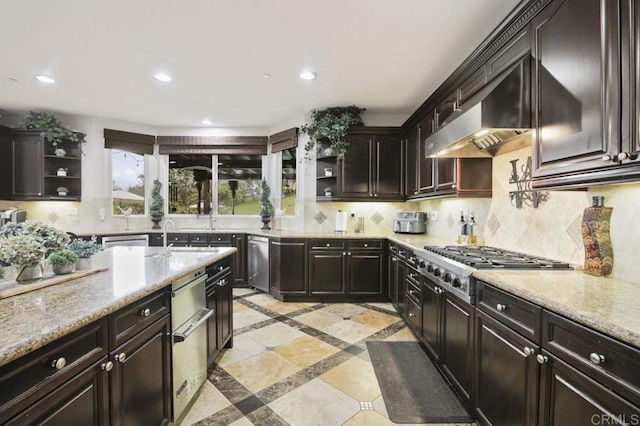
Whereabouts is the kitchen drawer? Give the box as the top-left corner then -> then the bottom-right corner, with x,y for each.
406,267 -> 420,286
310,239 -> 346,250
476,281 -> 542,343
389,244 -> 407,260
208,234 -> 232,246
347,239 -> 384,250
189,234 -> 208,245
406,278 -> 420,300
0,318 -> 108,422
166,233 -> 189,245
406,296 -> 421,333
148,233 -> 164,247
543,310 -> 640,406
109,288 -> 169,347
206,258 -> 232,284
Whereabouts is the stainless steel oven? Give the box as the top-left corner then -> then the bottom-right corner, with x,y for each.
170,268 -> 213,421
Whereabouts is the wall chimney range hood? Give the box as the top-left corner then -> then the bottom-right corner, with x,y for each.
425,57 -> 531,158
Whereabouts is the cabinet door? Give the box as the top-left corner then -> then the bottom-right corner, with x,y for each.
442,294 -> 474,403
6,361 -> 109,426
389,255 -> 399,306
216,275 -> 233,349
12,136 -> 44,198
435,158 -> 456,192
421,277 -> 443,362
374,133 -> 403,199
309,251 -> 346,295
232,234 -> 246,285
270,239 -> 307,295
475,309 -> 539,426
435,95 -> 459,128
339,134 -> 373,198
110,316 -> 171,426
418,117 -> 435,192
347,251 -> 383,295
538,351 -> 640,426
531,0 -> 621,178
405,126 -> 419,197
395,260 -> 407,318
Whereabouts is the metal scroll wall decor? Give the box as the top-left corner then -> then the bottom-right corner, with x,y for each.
508,156 -> 549,208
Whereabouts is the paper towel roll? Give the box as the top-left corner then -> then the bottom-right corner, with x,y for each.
335,211 -> 347,234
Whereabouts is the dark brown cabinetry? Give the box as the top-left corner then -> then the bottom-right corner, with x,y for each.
0,130 -> 83,201
231,234 -> 246,286
337,128 -> 404,201
206,258 -> 233,366
309,249 -> 346,296
388,245 -> 406,311
270,238 -> 308,299
531,0 -> 640,188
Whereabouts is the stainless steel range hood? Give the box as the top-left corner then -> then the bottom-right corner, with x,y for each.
425,57 -> 531,158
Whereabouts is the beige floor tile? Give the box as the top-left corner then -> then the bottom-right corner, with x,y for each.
268,378 -> 360,426
343,411 -> 395,425
227,417 -> 254,426
384,327 -> 418,342
295,309 -> 343,330
216,334 -> 266,367
224,351 -> 301,393
244,322 -> 306,347
245,293 -> 278,307
233,288 -> 257,296
350,310 -> 400,330
320,303 -> 368,317
233,309 -> 271,330
321,320 -> 379,344
178,381 -> 231,425
274,335 -> 340,368
233,301 -> 249,312
262,300 -> 315,315
320,357 -> 381,402
372,395 -> 389,419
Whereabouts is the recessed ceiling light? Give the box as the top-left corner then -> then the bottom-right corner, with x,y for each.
201,119 -> 213,125
299,71 -> 316,80
262,73 -> 271,79
154,73 -> 172,82
35,75 -> 55,84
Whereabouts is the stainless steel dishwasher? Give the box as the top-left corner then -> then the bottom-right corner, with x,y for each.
247,235 -> 269,292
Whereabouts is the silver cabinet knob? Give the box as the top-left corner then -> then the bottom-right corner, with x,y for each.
364,243 -> 368,247
523,347 -> 535,357
51,357 -> 67,370
408,312 -> 416,317
101,361 -> 114,372
589,353 -> 605,365
602,154 -> 615,163
140,308 -> 151,317
115,352 -> 127,363
392,258 -> 397,262
343,252 -> 346,256
536,354 -> 548,364
496,303 -> 507,312
617,152 -> 629,161
348,252 -> 351,256
409,289 -> 415,295
326,243 -> 330,247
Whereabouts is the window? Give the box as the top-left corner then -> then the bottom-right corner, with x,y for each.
281,148 -> 296,215
111,150 -> 145,215
217,155 -> 263,215
168,154 -> 213,214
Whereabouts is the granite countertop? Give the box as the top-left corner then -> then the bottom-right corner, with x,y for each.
0,246 -> 236,368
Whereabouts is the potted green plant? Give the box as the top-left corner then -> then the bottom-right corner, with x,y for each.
0,234 -> 47,283
324,187 -> 333,197
17,111 -> 86,146
258,180 -> 274,230
301,105 -> 365,159
57,187 -> 68,196
324,167 -> 333,177
68,236 -> 102,270
54,148 -> 66,157
57,167 -> 68,177
149,179 -> 164,229
47,249 -> 79,275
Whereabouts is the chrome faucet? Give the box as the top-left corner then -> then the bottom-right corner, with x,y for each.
161,219 -> 176,255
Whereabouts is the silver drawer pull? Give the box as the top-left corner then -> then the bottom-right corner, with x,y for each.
523,347 -> 535,357
140,308 -> 151,317
115,352 -> 127,363
496,303 -> 507,312
174,309 -> 214,343
536,354 -> 548,364
51,357 -> 67,370
589,353 -> 605,365
101,361 -> 114,372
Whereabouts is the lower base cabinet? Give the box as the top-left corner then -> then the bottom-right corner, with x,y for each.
442,294 -> 474,403
270,239 -> 308,299
206,258 -> 233,366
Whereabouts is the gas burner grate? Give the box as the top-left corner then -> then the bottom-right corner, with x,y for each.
424,245 -> 572,270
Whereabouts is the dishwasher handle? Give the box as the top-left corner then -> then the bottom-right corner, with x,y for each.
173,308 -> 214,343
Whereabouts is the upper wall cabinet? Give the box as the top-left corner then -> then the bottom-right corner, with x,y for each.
531,0 -> 640,189
0,129 -> 83,201
336,127 -> 404,201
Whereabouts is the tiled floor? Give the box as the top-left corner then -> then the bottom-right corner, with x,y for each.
179,288 -> 475,426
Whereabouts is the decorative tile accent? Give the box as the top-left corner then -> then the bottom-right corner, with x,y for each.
567,215 -> 584,248
47,210 -> 60,224
313,211 -> 327,224
487,213 -> 501,235
370,212 -> 383,225
360,401 -> 374,411
447,212 -> 455,229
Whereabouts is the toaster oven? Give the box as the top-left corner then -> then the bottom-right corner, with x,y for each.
393,211 -> 427,234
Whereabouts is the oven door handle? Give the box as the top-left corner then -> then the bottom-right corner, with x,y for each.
173,308 -> 214,343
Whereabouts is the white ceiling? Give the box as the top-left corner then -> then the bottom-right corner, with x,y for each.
0,0 -> 520,129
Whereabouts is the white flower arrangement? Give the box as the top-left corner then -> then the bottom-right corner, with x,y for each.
0,234 -> 46,266
0,221 -> 70,256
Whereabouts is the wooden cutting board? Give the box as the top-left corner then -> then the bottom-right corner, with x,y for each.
0,267 -> 108,299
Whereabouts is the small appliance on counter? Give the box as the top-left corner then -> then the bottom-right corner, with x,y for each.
393,211 -> 427,234
335,210 -> 347,234
0,208 -> 26,226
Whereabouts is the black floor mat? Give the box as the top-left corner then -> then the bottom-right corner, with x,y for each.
367,341 -> 473,424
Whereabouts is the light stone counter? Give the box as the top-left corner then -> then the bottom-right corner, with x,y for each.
473,269 -> 640,348
0,246 -> 236,368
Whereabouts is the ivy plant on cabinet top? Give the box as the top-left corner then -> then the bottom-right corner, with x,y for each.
17,111 -> 86,146
301,105 -> 365,160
